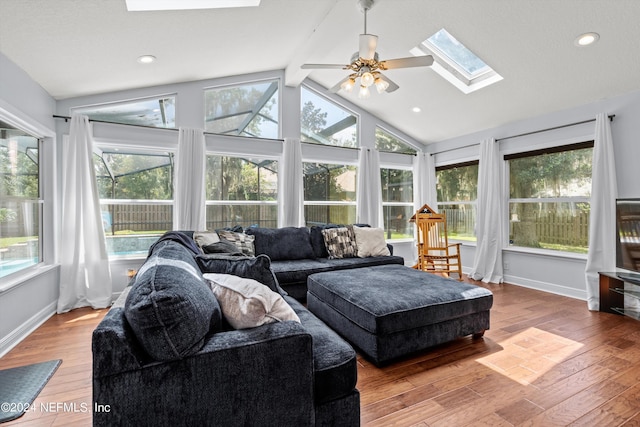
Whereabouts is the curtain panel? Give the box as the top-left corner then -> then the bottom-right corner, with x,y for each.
57,114 -> 112,313
278,138 -> 305,227
469,138 -> 504,283
585,113 -> 618,310
356,147 -> 383,228
173,128 -> 206,231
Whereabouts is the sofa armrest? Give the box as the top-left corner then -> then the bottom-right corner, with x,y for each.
93,319 -> 314,426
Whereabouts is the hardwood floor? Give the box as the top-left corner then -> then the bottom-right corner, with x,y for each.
2,280 -> 640,426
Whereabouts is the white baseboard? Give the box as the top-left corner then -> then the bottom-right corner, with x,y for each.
503,273 -> 587,301
0,301 -> 57,358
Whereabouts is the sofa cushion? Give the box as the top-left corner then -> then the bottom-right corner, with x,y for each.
246,227 -> 315,261
286,296 -> 357,404
124,240 -> 221,361
270,259 -> 336,285
322,226 -> 358,259
196,253 -> 285,295
218,230 -> 255,256
352,226 -> 391,257
205,273 -> 300,329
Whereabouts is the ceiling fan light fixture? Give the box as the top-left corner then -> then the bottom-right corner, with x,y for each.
358,85 -> 371,99
360,71 -> 375,87
341,78 -> 356,92
374,77 -> 389,93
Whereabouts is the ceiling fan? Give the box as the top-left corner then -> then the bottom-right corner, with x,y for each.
301,0 -> 434,98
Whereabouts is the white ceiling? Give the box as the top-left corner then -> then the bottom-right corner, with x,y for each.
1,0 -> 640,144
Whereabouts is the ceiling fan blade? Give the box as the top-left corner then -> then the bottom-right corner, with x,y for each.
359,34 -> 378,60
301,63 -> 348,70
379,55 -> 434,70
378,73 -> 399,93
329,76 -> 352,93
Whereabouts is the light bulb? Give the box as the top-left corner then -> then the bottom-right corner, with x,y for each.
341,78 -> 356,93
360,72 -> 374,87
374,77 -> 389,93
358,85 -> 370,99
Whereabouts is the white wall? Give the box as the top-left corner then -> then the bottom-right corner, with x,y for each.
433,89 -> 640,300
0,52 -> 59,356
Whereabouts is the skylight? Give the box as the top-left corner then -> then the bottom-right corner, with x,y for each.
411,28 -> 502,94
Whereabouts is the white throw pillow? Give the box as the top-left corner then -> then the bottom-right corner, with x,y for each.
204,273 -> 300,330
353,226 -> 391,258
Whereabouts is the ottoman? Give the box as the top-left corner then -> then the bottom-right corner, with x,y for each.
307,265 -> 493,366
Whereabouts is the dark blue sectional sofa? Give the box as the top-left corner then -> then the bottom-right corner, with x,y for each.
92,226 -> 404,426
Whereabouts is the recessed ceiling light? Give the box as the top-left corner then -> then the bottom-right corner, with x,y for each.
412,107 -> 421,113
126,0 -> 261,11
137,55 -> 156,64
575,32 -> 600,47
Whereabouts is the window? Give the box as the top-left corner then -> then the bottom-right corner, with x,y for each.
94,148 -> 173,257
0,125 -> 41,278
436,161 -> 478,242
304,162 -> 357,225
204,80 -> 279,138
381,168 -> 413,239
375,127 -> 416,155
205,155 -> 278,229
301,87 -> 358,148
507,143 -> 593,253
411,28 -> 503,94
74,96 -> 176,128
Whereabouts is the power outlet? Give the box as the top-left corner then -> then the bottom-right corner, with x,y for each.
503,262 -> 509,271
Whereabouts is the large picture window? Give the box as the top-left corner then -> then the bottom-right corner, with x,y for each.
436,161 -> 478,241
94,148 -> 174,257
300,87 -> 357,148
0,126 -> 41,278
381,168 -> 413,239
507,142 -> 592,253
205,155 -> 278,229
304,162 -> 357,225
204,80 -> 279,139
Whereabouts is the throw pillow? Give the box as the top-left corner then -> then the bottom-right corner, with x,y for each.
205,273 -> 300,330
202,240 -> 243,255
193,230 -> 220,250
309,224 -> 340,258
217,230 -> 255,257
322,226 -> 358,259
195,253 -> 286,295
353,226 -> 391,257
245,227 -> 315,260
125,240 -> 222,361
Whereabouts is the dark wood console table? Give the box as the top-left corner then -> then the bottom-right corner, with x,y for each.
599,272 -> 640,319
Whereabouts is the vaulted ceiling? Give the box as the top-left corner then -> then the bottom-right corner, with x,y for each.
1,0 -> 639,144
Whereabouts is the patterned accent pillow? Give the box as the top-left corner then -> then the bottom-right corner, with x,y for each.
321,226 -> 358,259
217,230 -> 255,257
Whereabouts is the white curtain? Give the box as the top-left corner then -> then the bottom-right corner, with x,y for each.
278,138 -> 305,227
469,138 -> 504,283
413,152 -> 437,212
585,113 -> 618,310
173,128 -> 206,231
57,114 -> 112,313
356,147 -> 383,228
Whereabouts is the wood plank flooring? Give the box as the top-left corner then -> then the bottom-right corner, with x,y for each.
2,279 -> 640,426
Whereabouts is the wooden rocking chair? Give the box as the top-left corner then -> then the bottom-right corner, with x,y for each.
411,205 -> 463,281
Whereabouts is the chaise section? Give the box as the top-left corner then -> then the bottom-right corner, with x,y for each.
307,265 -> 493,366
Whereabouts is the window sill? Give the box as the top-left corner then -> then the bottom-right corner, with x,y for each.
0,264 -> 59,295
503,245 -> 588,261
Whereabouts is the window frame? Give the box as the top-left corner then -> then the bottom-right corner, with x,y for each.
300,85 -> 360,148
204,153 -> 279,230
504,141 -> 594,255
71,94 -> 177,129
435,160 -> 479,243
380,165 -> 414,241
